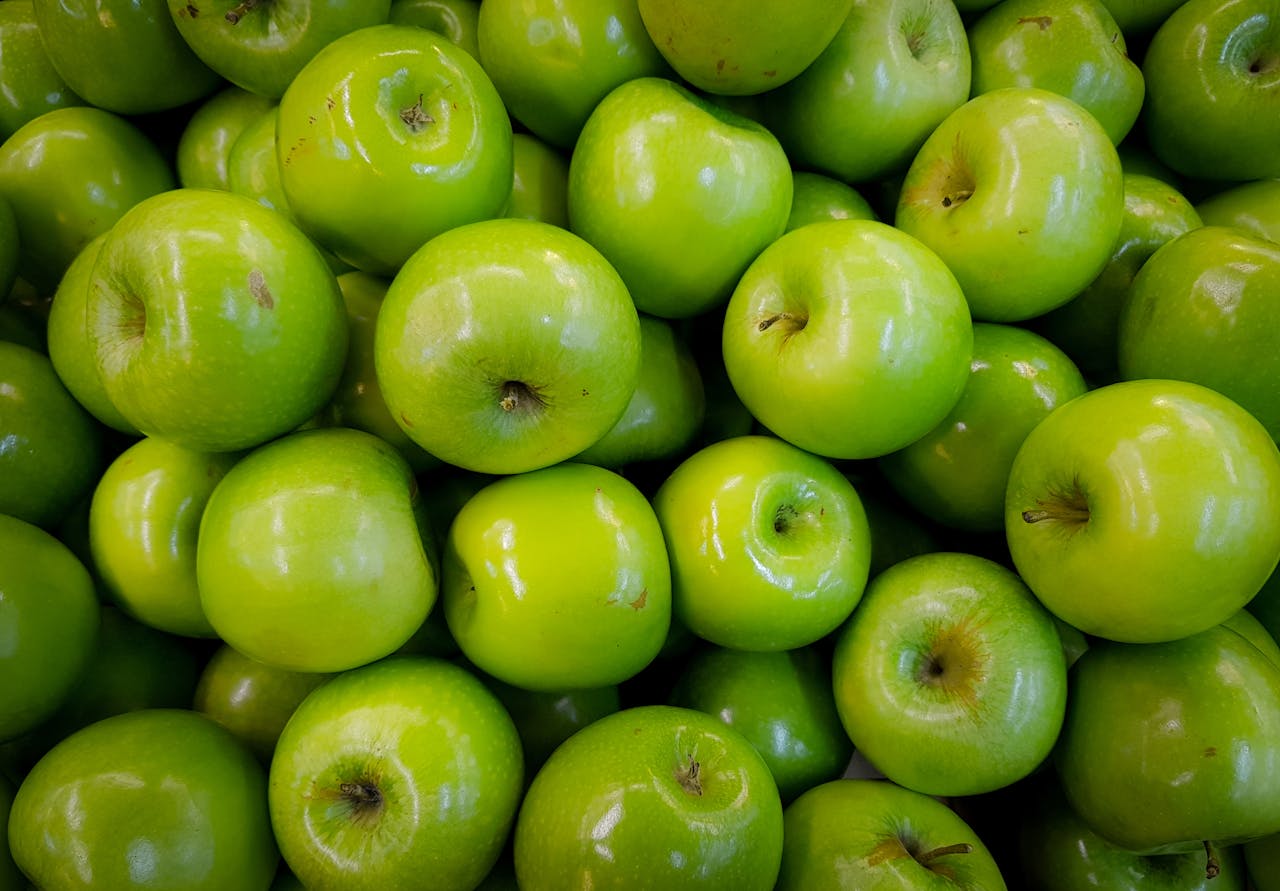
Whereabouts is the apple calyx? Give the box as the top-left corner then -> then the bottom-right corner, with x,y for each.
337,780 -> 384,824
915,842 -> 973,866
498,380 -> 545,415
1204,840 -> 1219,879
772,503 -> 816,536
756,311 -> 807,338
224,0 -> 261,24
675,754 -> 703,797
400,95 -> 434,134
1021,479 -> 1089,530
1249,54 -> 1280,77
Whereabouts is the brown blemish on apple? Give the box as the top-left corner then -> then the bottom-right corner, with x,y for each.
581,388 -> 590,397
1018,15 -> 1053,30
400,94 -> 434,134
716,59 -> 726,73
1204,746 -> 1218,757
675,754 -> 702,796
180,2 -> 199,17
248,269 -> 274,309
762,69 -> 777,77
326,96 -> 336,111
224,0 -> 261,24
630,589 -> 648,611
400,411 -> 415,428
866,838 -> 908,867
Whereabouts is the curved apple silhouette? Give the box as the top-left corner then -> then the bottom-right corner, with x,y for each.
1197,179 -> 1280,244
176,86 -> 276,190
0,0 -> 83,140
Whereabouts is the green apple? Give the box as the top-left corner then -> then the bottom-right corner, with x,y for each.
1056,619 -> 1280,854
0,342 -> 102,529
785,172 -> 876,232
477,0 -> 670,148
375,218 -> 641,474
10,709 -> 277,890
968,0 -> 1144,145
777,778 -> 1008,889
0,106 -> 174,292
0,0 -> 83,140
390,0 -> 480,59
1246,833 -> 1280,890
31,0 -> 222,114
444,462 -> 670,691
480,676 -> 620,775
653,435 -> 871,651
670,645 -> 851,804
763,0 -> 971,184
567,76 -> 793,319
198,427 -> 436,673
0,514 -> 98,743
1007,379 -> 1280,643
1034,173 -> 1202,381
1141,0 -> 1280,180
504,133 -> 569,228
574,314 -> 705,469
721,219 -> 973,459
168,0 -> 391,99
833,552 -> 1067,797
89,436 -> 238,638
194,644 -> 333,763
1197,179 -> 1280,244
226,105 -> 287,210
637,0 -> 853,95
896,87 -> 1124,322
1099,0 -> 1186,34
269,656 -> 523,891
880,323 -> 1087,532
514,705 -> 784,889
1118,226 -> 1280,440
276,24 -> 512,275
87,188 -> 348,453
176,86 -> 276,189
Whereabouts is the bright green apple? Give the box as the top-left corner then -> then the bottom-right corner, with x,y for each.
1141,0 -> 1280,180
1118,226 -> 1280,440
833,552 -> 1067,797
375,218 -> 641,474
277,24 -> 512,275
777,778 -> 1008,889
198,427 -> 436,673
480,676 -> 620,775
514,705 -> 784,889
968,0 -> 1144,145
10,709 -> 278,890
477,0 -> 670,148
653,435 -> 870,651
763,0 -> 971,184
176,86 -> 276,189
0,514 -> 98,743
721,219 -> 973,459
226,105 -> 287,211
504,133 -> 569,228
443,462 -> 670,691
880,323 -> 1087,532
568,76 -> 793,319
390,0 -> 480,59
1197,179 -> 1280,244
0,106 -> 174,292
896,87 -> 1124,322
1007,379 -> 1280,642
0,0 -> 82,141
269,656 -> 523,891
87,188 -> 348,453
785,172 -> 876,232
637,0 -> 853,95
168,0 -> 391,99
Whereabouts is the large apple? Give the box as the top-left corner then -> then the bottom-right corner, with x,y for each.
269,656 -> 523,891
86,188 -> 348,453
721,219 -> 972,460
375,218 -> 641,474
0,0 -> 82,140
1006,379 -> 1280,642
895,87 -> 1124,322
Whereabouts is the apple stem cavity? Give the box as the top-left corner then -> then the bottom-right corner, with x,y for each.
400,94 -> 434,134
1204,840 -> 1220,879
224,0 -> 261,24
338,781 -> 384,821
675,754 -> 703,797
1021,480 -> 1090,529
498,380 -> 545,415
756,311 -> 807,336
916,842 -> 973,866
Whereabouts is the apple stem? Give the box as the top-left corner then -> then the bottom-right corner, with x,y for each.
757,311 -> 806,334
1204,840 -> 1219,879
1022,506 -> 1089,524
675,754 -> 703,797
941,189 -> 973,208
400,94 -> 434,133
916,842 -> 972,865
339,781 -> 382,809
224,0 -> 260,24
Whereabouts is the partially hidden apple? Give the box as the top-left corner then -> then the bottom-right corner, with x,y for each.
175,86 -> 276,190
0,0 -> 82,140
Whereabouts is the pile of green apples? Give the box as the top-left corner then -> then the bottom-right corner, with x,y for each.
1,0 -> 1279,887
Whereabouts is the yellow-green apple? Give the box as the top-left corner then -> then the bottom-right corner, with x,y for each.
1099,0 -> 1186,33
89,437 -> 238,638
896,87 -> 1124,322
1118,227 -> 1280,439
721,219 -> 973,459
9,709 -> 278,890
390,0 -> 479,59
168,0 -> 391,99
653,435 -> 870,651
1055,618 -> 1280,856
567,76 -> 793,319
477,0 -> 670,148
0,106 -> 173,292
832,552 -> 1067,796
785,172 -> 876,232
1006,380 -> 1280,642
763,0 -> 971,185
514,705 -> 784,889
176,86 -> 275,189
776,778 -> 1008,890
880,323 -> 1087,532
269,656 -> 523,891
226,105 -> 287,211
504,133 -> 569,228
31,0 -> 222,113
480,676 -> 620,775
1197,179 -> 1280,243
443,462 -> 670,691
0,0 -> 82,140
968,0 -> 1144,145
0,514 -> 97,742
86,188 -> 348,453
1034,173 -> 1202,381
198,428 -> 436,672
574,315 -> 705,469
670,645 -> 851,803
637,0 -> 853,95
375,218 -> 641,474
276,24 -> 512,275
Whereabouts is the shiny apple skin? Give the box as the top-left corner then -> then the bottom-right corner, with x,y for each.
0,0 -> 83,140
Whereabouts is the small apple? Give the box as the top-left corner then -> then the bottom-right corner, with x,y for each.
0,0 -> 83,140
1099,0 -> 1186,34
390,0 -> 480,59
480,675 -> 620,775
1196,179 -> 1280,244
504,133 -> 569,228
176,86 -> 276,190
785,172 -> 876,232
